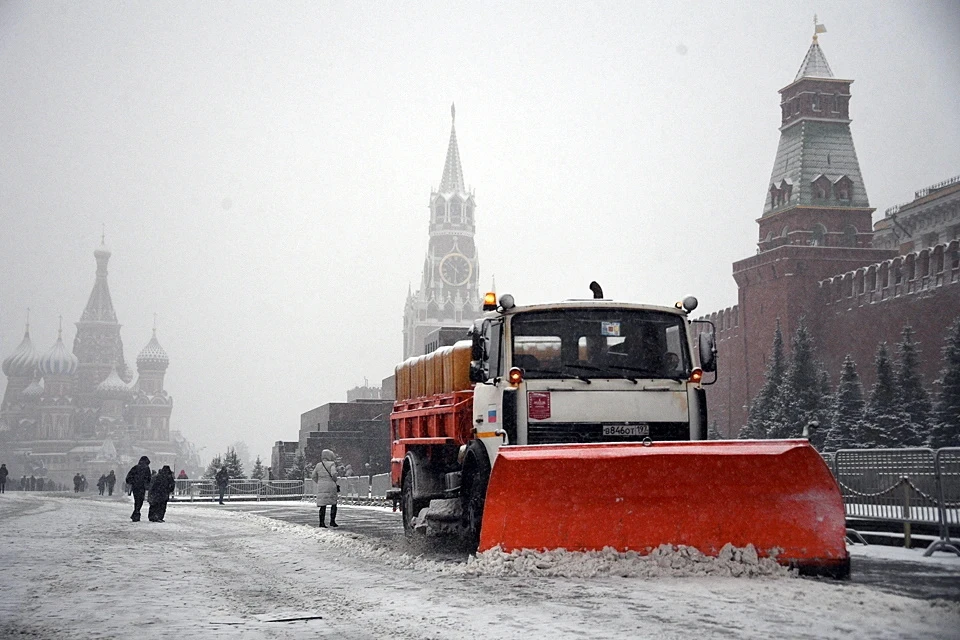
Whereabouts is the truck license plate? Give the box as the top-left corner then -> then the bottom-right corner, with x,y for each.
603,424 -> 649,437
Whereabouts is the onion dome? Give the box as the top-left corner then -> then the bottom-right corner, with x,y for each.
96,366 -> 131,399
2,326 -> 40,378
39,328 -> 79,377
136,330 -> 169,371
21,375 -> 44,401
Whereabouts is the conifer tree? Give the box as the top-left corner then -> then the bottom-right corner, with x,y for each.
893,326 -> 932,446
864,343 -> 902,448
741,320 -> 787,439
285,453 -> 307,480
204,454 -> 223,479
777,318 -> 829,441
222,447 -> 247,479
931,318 -> 960,448
250,455 -> 265,480
708,421 -> 724,440
823,355 -> 867,451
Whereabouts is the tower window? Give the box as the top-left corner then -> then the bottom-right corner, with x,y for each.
435,202 -> 446,222
843,225 -> 858,247
812,93 -> 820,111
450,200 -> 462,223
835,177 -> 851,201
810,224 -> 827,246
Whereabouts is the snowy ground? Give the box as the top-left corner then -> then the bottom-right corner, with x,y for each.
1,493 -> 958,639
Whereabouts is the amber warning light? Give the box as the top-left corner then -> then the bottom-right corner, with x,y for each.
483,291 -> 498,311
689,368 -> 703,384
507,367 -> 524,386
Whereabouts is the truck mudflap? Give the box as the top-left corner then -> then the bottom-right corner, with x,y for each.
478,439 -> 850,578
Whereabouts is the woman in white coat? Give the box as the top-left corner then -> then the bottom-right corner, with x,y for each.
311,449 -> 339,528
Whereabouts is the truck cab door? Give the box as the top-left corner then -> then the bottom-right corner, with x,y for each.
471,318 -> 507,466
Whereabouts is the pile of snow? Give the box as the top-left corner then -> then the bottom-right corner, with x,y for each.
465,543 -> 795,578
233,511 -> 793,579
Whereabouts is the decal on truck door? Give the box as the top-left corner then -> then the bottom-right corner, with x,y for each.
528,391 -> 551,420
487,405 -> 498,424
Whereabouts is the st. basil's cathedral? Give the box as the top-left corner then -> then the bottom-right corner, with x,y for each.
0,240 -> 186,485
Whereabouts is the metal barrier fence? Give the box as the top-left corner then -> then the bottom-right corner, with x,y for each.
172,473 -> 393,503
830,447 -> 960,556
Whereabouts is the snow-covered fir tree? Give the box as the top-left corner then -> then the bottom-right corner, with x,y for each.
892,326 -> 932,446
285,453 -> 307,480
740,319 -> 787,439
823,355 -> 867,451
931,317 -> 960,448
250,456 -> 265,480
777,318 -> 829,442
708,421 -> 724,440
204,454 -> 223,479
863,343 -> 903,448
222,447 -> 247,479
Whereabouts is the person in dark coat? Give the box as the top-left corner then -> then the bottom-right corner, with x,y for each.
29,475 -> 36,491
0,463 -> 8,493
20,475 -> 27,491
73,473 -> 82,493
147,465 -> 175,522
80,474 -> 87,492
96,474 -> 107,496
125,456 -> 152,522
215,466 -> 229,505
106,470 -> 116,496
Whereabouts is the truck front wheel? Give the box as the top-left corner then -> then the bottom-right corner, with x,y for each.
461,444 -> 491,553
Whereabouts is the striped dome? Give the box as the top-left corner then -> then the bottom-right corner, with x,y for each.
39,331 -> 78,377
2,328 -> 40,378
136,331 -> 169,371
21,376 -> 44,400
96,366 -> 131,399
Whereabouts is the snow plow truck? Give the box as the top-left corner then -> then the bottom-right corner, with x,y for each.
388,285 -> 850,578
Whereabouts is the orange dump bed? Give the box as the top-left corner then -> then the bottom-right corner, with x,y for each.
478,439 -> 849,577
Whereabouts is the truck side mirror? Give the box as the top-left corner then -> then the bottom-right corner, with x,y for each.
469,360 -> 487,383
470,323 -> 484,361
698,330 -> 717,373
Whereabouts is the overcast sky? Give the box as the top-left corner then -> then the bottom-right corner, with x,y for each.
2,1 -> 958,464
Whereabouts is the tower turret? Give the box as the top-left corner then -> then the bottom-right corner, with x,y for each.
403,105 -> 482,358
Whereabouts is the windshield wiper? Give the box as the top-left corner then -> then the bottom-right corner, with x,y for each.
571,362 -> 639,384
607,364 -> 686,381
521,368 -> 591,384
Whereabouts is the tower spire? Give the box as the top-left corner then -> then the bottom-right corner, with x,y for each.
439,105 -> 465,194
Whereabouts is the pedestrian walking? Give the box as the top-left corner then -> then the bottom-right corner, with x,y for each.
0,463 -> 8,493
147,465 -> 175,522
176,469 -> 188,496
96,474 -> 107,496
80,474 -> 87,492
106,470 -> 116,496
311,449 -> 339,528
124,456 -> 152,522
29,475 -> 36,491
19,475 -> 27,491
73,473 -> 82,493
215,466 -> 229,505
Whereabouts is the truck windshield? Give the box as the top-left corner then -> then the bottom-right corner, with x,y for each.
511,309 -> 691,380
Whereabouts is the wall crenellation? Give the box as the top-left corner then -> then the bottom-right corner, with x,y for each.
818,240 -> 960,309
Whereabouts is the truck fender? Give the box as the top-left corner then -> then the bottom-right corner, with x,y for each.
403,451 -> 444,503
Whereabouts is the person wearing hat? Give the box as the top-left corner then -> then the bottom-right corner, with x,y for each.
124,456 -> 152,522
148,465 -> 176,522
311,449 -> 340,528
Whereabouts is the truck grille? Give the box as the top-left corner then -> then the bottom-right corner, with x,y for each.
526,422 -> 690,445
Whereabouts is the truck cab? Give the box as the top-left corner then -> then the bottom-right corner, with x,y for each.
468,297 -> 716,468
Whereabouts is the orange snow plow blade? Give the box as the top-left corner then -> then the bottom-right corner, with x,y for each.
479,440 -> 849,578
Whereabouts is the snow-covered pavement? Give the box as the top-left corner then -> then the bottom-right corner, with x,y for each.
1,493 -> 958,639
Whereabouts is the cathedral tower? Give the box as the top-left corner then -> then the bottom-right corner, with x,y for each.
403,105 -> 482,358
73,239 -> 131,435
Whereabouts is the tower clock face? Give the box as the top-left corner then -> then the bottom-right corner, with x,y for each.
440,253 -> 472,286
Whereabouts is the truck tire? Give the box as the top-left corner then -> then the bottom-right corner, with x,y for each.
461,443 -> 491,553
400,468 -> 426,535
